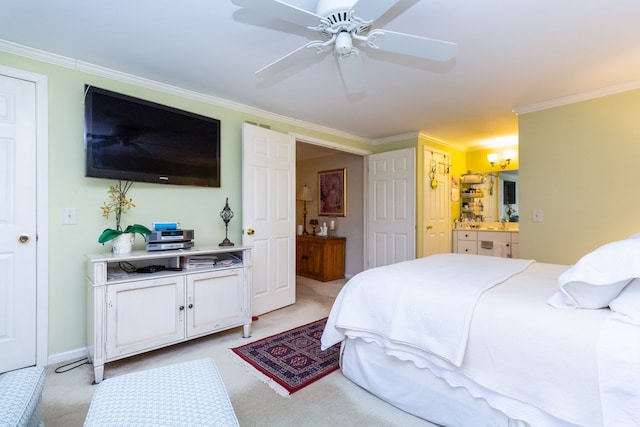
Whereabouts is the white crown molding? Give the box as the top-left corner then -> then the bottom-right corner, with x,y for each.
290,132 -> 372,156
371,132 -> 420,145
0,39 -> 77,68
418,131 -> 467,152
373,130 -> 469,152
372,131 -> 420,145
0,39 -> 373,145
514,80 -> 640,115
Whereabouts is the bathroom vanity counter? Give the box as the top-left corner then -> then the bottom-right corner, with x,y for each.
453,228 -> 519,258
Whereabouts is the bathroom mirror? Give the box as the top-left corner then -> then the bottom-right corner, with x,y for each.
460,170 -> 518,222
499,170 -> 518,222
487,170 -> 519,222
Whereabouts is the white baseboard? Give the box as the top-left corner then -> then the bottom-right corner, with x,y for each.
47,347 -> 88,366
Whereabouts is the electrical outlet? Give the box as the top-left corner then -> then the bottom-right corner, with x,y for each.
532,209 -> 543,223
63,208 -> 77,225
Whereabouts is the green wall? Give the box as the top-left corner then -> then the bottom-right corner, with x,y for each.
0,51 -> 366,357
519,89 -> 640,264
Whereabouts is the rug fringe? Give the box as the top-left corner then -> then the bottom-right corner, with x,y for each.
228,350 -> 291,398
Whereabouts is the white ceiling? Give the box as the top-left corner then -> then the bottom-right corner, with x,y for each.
2,0 -> 640,150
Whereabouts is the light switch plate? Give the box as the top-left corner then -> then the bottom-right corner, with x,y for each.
532,209 -> 543,223
63,208 -> 77,225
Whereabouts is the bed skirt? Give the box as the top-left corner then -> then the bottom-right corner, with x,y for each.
340,337 -> 576,427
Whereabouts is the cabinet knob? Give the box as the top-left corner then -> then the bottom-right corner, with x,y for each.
246,228 -> 255,235
179,305 -> 185,311
188,304 -> 193,309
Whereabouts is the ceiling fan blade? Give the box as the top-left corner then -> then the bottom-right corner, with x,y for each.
256,41 -> 329,78
367,29 -> 457,61
337,50 -> 366,94
349,0 -> 400,22
232,0 -> 323,28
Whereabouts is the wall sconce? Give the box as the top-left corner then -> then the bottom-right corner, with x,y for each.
297,185 -> 313,235
487,150 -> 515,169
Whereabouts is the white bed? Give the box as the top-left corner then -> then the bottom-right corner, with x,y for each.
321,243 -> 640,427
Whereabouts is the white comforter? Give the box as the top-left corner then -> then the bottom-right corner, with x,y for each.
322,255 -> 640,426
322,253 -> 534,366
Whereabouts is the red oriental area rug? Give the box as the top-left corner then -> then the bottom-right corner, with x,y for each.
230,318 -> 341,396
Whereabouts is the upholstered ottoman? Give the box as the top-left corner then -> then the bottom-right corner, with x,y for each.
0,366 -> 45,427
84,358 -> 238,427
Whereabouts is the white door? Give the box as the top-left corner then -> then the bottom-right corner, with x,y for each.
423,148 -> 451,256
366,148 -> 416,269
0,74 -> 38,372
242,123 -> 296,316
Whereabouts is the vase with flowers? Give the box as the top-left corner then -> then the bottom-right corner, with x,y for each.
98,180 -> 151,254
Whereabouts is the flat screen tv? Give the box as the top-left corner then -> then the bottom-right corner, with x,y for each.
84,86 -> 221,187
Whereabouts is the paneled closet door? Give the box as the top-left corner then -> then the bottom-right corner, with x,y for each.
366,148 -> 416,269
0,73 -> 37,373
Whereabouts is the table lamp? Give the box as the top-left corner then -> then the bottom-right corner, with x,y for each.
297,185 -> 313,235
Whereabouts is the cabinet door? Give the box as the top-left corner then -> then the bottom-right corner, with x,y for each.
510,243 -> 519,259
305,241 -> 325,278
296,239 -> 307,276
322,239 -> 346,281
477,231 -> 512,257
186,269 -> 244,338
106,276 -> 185,359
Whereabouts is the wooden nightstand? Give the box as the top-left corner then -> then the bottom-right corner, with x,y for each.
296,235 -> 346,281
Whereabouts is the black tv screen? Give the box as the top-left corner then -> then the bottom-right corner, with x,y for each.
84,86 -> 221,187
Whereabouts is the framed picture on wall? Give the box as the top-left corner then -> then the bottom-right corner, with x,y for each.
318,168 -> 346,216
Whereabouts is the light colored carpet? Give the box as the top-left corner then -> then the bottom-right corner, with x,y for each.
41,276 -> 437,426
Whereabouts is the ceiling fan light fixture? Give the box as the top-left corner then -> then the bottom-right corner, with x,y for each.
335,31 -> 353,55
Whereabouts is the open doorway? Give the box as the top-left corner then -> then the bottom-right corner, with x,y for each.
295,140 -> 366,278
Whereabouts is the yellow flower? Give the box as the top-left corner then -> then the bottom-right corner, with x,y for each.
100,181 -> 135,231
98,180 -> 151,244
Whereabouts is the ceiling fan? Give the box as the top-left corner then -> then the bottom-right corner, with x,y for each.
233,0 -> 457,94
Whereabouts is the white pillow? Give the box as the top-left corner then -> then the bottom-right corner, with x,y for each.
609,278 -> 640,325
554,239 -> 640,308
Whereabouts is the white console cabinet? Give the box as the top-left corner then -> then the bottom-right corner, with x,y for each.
86,246 -> 252,383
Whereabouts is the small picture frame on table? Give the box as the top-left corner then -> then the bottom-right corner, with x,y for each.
318,168 -> 346,217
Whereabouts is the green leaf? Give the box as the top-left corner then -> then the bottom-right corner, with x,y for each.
98,228 -> 123,244
124,224 -> 153,239
98,224 -> 151,244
